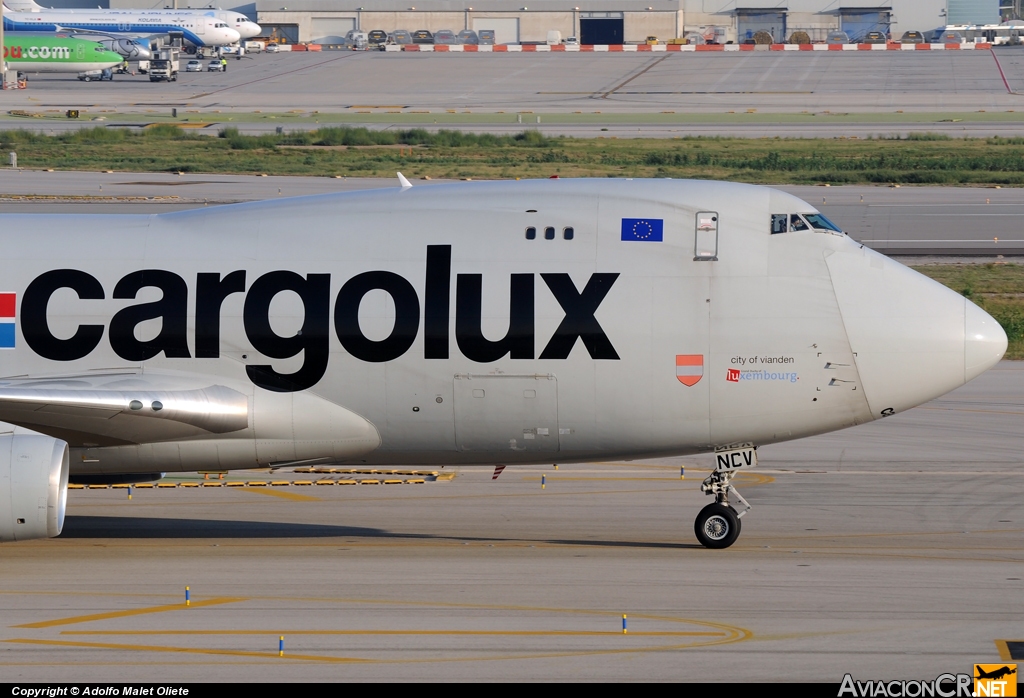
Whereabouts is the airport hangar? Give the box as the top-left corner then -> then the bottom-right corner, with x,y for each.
99,0 -> 1003,47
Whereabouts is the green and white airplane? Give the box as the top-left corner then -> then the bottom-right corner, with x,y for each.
3,34 -> 122,72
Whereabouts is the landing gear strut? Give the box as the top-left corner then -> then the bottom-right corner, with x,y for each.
695,469 -> 751,549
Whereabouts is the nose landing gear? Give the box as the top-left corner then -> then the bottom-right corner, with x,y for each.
695,469 -> 751,549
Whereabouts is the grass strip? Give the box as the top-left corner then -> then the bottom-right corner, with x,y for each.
6,126 -> 1024,184
914,263 -> 1024,359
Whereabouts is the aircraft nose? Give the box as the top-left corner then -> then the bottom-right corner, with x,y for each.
825,244 -> 1003,418
226,28 -> 241,43
965,298 -> 1007,382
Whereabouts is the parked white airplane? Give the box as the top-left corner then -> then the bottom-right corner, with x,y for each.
0,179 -> 1006,548
2,2 -> 242,47
3,0 -> 262,40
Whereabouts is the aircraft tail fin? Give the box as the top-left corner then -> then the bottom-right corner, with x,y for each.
397,172 -> 412,190
3,0 -> 44,11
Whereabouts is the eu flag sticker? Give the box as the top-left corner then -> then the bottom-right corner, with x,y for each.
621,218 -> 664,242
0,292 -> 15,349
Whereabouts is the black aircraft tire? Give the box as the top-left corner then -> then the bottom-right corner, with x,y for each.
694,503 -> 741,549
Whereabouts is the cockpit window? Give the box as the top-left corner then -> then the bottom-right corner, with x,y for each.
772,212 -> 845,235
804,213 -> 843,232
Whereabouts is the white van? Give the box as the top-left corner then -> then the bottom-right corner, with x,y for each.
244,40 -> 265,53
546,30 -> 562,45
345,30 -> 369,50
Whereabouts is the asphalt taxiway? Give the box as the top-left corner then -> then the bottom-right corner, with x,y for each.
5,48 -> 1024,137
0,362 -> 1020,681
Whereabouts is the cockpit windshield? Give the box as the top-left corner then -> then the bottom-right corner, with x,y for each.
803,213 -> 843,232
770,212 -> 844,235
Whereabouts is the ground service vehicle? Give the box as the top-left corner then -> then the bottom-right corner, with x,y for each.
148,49 -> 179,81
390,29 -> 413,44
343,30 -> 368,50
77,68 -> 113,81
434,29 -> 457,45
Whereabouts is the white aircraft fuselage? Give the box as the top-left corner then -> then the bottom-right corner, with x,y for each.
2,9 -> 242,47
0,179 -> 1006,546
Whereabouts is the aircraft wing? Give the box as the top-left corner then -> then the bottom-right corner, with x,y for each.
0,369 -> 382,467
52,23 -> 169,46
0,371 -> 249,447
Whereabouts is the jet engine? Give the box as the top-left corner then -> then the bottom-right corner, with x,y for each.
109,38 -> 152,60
0,431 -> 69,542
76,37 -> 153,60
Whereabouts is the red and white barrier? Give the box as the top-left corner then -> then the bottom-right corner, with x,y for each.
397,41 -> 992,53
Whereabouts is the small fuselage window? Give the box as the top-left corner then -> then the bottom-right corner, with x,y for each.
770,214 -> 788,234
526,225 -> 575,240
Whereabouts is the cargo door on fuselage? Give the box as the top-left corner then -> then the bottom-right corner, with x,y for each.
453,374 -> 559,453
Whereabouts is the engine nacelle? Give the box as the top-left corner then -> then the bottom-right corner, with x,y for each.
0,431 -> 70,542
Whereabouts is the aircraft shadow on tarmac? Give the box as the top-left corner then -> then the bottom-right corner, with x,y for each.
61,515 -> 702,549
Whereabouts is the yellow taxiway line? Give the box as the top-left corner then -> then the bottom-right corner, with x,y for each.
2,638 -> 368,663
60,629 -> 726,637
239,488 -> 320,502
13,598 -> 247,629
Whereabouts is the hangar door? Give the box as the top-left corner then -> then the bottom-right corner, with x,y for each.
311,17 -> 356,45
473,17 -> 519,45
580,12 -> 624,45
839,9 -> 891,42
736,10 -> 787,43
259,24 -> 299,44
947,0 -> 999,25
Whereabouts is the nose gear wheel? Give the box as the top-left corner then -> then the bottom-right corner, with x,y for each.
695,469 -> 751,549
695,502 -> 741,548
